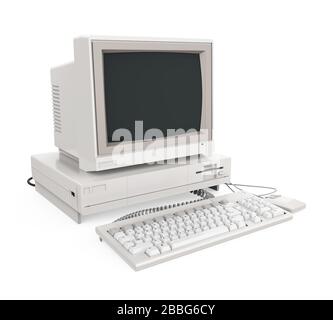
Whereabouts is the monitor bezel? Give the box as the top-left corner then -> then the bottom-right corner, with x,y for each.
92,40 -> 212,156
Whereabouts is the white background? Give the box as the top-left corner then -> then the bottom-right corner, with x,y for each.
0,0 -> 332,300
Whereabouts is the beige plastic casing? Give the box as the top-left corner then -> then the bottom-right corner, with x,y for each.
31,152 -> 231,223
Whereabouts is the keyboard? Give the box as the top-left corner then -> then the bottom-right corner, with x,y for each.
96,191 -> 292,270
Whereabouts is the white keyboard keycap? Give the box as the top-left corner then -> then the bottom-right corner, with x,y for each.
219,225 -> 229,234
236,220 -> 246,229
249,211 -> 257,218
125,229 -> 135,236
251,216 -> 261,224
114,231 -> 125,240
226,210 -> 240,217
145,247 -> 160,257
129,242 -> 153,255
229,223 -> 238,231
258,207 -> 271,214
119,235 -> 135,244
272,209 -> 284,217
231,215 -> 244,223
153,240 -> 162,246
158,244 -> 171,253
178,232 -> 186,238
263,212 -> 273,219
123,241 -> 135,250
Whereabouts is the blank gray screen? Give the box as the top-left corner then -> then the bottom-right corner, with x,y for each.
103,52 -> 202,143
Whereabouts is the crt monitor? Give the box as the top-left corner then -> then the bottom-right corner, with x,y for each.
51,37 -> 212,171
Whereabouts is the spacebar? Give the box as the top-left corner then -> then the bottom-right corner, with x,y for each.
170,227 -> 230,250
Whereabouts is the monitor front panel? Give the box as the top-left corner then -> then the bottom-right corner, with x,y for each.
92,40 -> 212,156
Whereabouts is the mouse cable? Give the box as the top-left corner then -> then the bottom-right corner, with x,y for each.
224,183 -> 236,193
225,182 -> 277,197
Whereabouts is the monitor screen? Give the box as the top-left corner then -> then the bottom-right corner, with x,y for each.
103,52 -> 202,143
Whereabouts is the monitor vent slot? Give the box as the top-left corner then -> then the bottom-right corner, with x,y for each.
52,85 -> 62,133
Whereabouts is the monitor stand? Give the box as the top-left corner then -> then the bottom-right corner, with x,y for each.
31,152 -> 231,223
